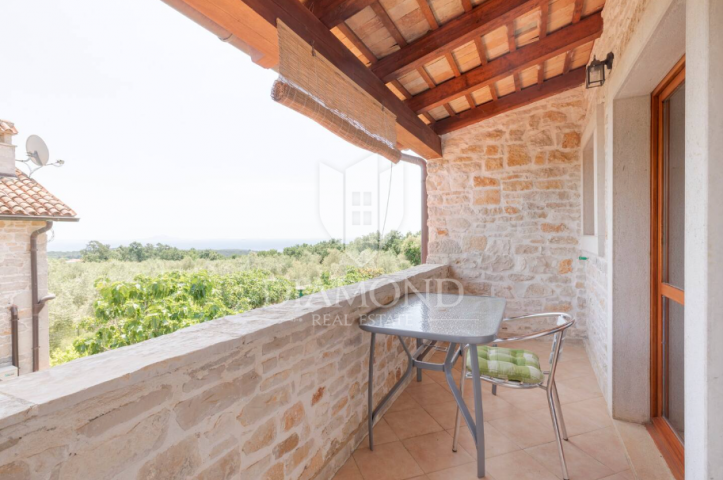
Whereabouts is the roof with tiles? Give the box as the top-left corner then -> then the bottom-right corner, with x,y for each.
0,169 -> 77,219
0,119 -> 19,137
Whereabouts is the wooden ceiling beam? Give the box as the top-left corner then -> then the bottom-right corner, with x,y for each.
433,67 -> 586,134
539,1 -> 549,39
406,11 -> 602,113
416,0 -> 439,30
306,0 -> 377,28
572,0 -> 584,23
370,1 -> 408,47
185,0 -> 442,157
336,23 -> 378,64
371,0 -> 543,82
461,0 -> 473,13
507,22 -> 517,53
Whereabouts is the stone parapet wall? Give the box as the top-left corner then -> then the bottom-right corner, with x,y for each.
427,88 -> 587,337
0,264 -> 447,480
0,220 -> 50,375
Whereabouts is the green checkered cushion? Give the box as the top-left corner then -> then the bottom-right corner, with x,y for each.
466,346 -> 544,384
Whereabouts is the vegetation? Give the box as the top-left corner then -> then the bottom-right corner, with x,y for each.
49,232 -> 421,365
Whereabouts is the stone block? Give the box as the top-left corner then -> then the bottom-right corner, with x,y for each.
137,435 -> 201,480
473,190 -> 501,205
243,418 -> 277,454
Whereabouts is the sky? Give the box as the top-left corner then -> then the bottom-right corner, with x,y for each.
1,0 -> 422,251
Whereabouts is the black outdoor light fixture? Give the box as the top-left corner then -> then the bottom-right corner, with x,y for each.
586,52 -> 614,88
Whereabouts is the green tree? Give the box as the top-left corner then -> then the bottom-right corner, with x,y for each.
81,241 -> 113,262
401,234 -> 422,265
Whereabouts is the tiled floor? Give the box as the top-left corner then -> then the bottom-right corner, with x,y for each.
333,340 -> 634,480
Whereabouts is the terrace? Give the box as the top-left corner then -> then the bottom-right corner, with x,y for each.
0,0 -> 721,479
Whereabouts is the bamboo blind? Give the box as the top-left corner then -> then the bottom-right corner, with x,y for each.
272,20 -> 402,163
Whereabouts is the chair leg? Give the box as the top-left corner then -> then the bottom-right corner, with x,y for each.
452,346 -> 467,452
491,344 -> 497,396
547,388 -> 569,480
552,381 -> 568,441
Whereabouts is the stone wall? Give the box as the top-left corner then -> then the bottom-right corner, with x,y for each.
0,264 -> 447,480
426,88 -> 587,338
0,220 -> 50,375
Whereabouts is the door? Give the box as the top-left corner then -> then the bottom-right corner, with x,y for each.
650,56 -> 685,479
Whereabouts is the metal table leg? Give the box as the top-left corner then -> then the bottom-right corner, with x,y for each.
444,343 -> 486,478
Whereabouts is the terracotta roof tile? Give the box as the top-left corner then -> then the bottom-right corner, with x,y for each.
0,169 -> 76,219
0,119 -> 18,136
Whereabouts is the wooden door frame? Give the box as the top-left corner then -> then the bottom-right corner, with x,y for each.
648,55 -> 685,480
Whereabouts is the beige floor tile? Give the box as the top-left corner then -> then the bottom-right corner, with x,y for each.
410,383 -> 456,407
424,367 -> 463,387
531,400 -> 607,437
369,418 -> 400,446
402,430 -> 474,473
489,413 -> 556,449
485,450 -> 559,480
555,360 -> 597,381
406,375 -> 442,392
569,427 -> 631,473
422,400 -> 461,430
460,390 -> 522,421
333,457 -> 364,480
384,407 -> 444,440
388,391 -> 422,413
555,375 -> 603,404
426,462 -> 497,479
449,422 -> 520,459
526,441 -> 614,480
353,441 -> 424,480
600,470 -> 634,480
564,397 -> 613,429
492,387 -> 551,413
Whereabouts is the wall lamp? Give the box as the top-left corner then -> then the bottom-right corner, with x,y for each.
586,52 -> 614,88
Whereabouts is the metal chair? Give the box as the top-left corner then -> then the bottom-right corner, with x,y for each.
452,313 -> 576,480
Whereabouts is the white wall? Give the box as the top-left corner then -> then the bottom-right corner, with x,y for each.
685,1 -> 723,477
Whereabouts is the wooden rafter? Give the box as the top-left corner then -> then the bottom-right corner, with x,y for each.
433,67 -> 586,134
539,1 -> 549,39
445,52 -> 462,77
418,66 -> 437,89
563,50 -> 573,73
306,0 -> 376,28
337,23 -> 378,65
572,0 -> 584,23
422,112 -> 436,123
537,63 -> 545,84
390,79 -> 412,99
507,22 -> 517,53
406,11 -> 602,112
465,93 -> 476,108
416,0 -> 439,30
371,0 -> 542,82
206,0 -> 442,156
370,2 -> 408,47
443,104 -> 457,116
513,72 -> 522,92
474,37 -> 488,65
489,84 -> 499,101
461,0 -> 473,13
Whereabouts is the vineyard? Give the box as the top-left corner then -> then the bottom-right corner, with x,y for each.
48,232 -> 420,365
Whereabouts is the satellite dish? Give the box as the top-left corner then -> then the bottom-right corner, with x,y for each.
26,135 -> 49,166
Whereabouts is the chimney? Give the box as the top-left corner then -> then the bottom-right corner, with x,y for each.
0,119 -> 18,178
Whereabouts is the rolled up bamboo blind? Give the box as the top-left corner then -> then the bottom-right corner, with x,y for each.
272,20 -> 402,163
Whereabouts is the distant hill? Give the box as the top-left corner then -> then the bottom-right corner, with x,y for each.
48,248 -> 252,260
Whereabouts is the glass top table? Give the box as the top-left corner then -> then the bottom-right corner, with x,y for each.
360,293 -> 506,344
360,293 -> 506,479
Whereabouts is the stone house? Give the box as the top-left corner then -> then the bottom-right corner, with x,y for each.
0,0 -> 719,479
0,120 -> 77,376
